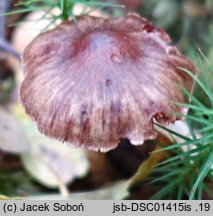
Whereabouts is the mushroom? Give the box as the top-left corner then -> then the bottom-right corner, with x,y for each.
20,13 -> 197,152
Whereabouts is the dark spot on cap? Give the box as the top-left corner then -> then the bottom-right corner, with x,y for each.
111,53 -> 122,64
43,43 -> 60,55
143,24 -> 154,32
106,79 -> 112,86
81,110 -> 88,122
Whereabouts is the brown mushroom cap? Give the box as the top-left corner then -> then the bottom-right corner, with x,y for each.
20,14 -> 197,152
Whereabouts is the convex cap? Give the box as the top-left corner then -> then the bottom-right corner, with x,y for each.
20,14 -> 197,152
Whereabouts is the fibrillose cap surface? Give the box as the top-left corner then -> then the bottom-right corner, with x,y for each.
20,14 -> 197,152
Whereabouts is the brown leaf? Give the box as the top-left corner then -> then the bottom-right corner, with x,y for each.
0,107 -> 30,153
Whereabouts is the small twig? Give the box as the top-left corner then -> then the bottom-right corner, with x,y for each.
0,0 -> 7,37
58,180 -> 69,198
0,0 -> 20,60
0,38 -> 21,60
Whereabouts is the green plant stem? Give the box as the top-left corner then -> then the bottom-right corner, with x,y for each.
60,0 -> 73,21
